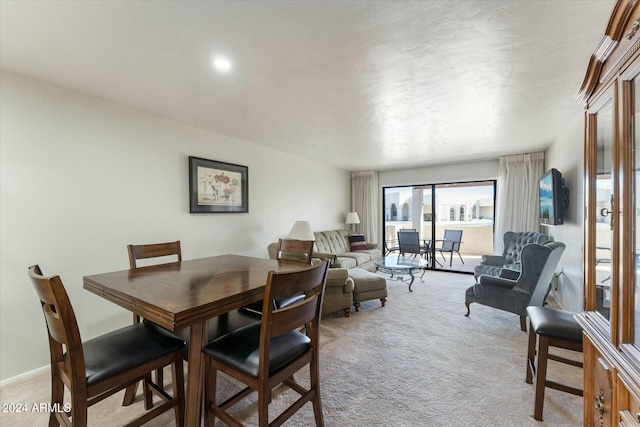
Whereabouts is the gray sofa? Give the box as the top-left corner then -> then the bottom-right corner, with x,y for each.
312,229 -> 382,270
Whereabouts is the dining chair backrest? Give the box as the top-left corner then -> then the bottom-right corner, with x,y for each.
398,230 -> 422,256
276,238 -> 314,264
128,241 -> 182,325
244,238 -> 314,314
127,241 -> 182,269
28,265 -> 85,392
261,260 -> 329,343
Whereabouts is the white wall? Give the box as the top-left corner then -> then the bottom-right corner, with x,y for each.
378,160 -> 499,187
544,112 -> 585,312
0,70 -> 350,381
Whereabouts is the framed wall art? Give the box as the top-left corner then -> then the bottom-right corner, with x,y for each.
189,156 -> 249,213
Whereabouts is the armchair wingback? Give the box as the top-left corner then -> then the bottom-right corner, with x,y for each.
474,231 -> 551,279
465,241 -> 565,331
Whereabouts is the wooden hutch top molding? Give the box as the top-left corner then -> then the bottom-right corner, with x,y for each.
575,0 -> 639,103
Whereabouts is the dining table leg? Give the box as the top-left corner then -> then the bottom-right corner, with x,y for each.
185,321 -> 207,427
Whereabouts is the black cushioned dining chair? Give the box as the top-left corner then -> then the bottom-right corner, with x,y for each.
28,265 -> 186,427
243,238 -> 313,316
202,261 -> 329,427
128,241 -> 182,267
126,240 -> 183,398
128,241 -> 182,323
276,238 -> 314,264
525,306 -> 583,421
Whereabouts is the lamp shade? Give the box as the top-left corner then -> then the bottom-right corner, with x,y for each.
345,212 -> 360,225
286,220 -> 315,241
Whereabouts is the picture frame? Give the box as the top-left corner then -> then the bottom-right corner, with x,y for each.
189,156 -> 249,213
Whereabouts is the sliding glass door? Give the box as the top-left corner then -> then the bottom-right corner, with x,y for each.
383,180 -> 495,273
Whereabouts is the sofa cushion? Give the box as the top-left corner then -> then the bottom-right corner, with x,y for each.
314,230 -> 351,254
354,249 -> 382,260
338,252 -> 372,265
333,257 -> 357,269
348,234 -> 368,251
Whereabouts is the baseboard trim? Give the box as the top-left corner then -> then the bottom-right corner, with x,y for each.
0,365 -> 48,388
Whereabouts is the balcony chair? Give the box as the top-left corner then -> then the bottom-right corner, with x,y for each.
434,229 -> 463,267
202,261 -> 329,427
397,230 -> 427,259
28,265 -> 186,427
385,229 -> 416,255
384,240 -> 399,256
464,241 -> 566,331
474,231 -> 550,279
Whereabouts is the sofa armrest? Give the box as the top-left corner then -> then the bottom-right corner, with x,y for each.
478,274 -> 517,290
267,242 -> 278,260
326,268 -> 353,292
480,254 -> 506,266
498,268 -> 521,280
313,251 -> 337,264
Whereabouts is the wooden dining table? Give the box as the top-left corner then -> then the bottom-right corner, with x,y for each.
83,254 -> 306,427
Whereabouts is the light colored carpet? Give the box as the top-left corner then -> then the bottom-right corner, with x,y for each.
0,270 -> 582,426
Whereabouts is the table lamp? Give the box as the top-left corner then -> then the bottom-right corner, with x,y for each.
287,220 -> 315,241
345,212 -> 360,232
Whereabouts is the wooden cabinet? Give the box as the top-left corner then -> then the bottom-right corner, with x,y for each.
576,1 -> 640,425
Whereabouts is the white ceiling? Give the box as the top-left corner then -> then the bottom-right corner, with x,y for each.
0,1 -> 613,171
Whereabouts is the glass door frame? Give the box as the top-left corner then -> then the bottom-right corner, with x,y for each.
585,80 -> 618,343
381,179 -> 497,274
619,54 -> 640,362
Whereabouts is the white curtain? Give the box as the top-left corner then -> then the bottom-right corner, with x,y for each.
494,152 -> 545,253
351,171 -> 378,243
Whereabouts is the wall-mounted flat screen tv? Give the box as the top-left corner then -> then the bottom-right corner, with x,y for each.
539,168 -> 564,226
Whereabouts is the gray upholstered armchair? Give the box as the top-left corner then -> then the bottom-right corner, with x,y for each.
464,241 -> 565,331
474,231 -> 550,279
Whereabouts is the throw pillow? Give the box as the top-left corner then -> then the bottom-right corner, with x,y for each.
349,234 -> 368,251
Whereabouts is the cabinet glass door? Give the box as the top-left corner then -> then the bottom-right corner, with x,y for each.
633,75 -> 640,345
593,98 -> 615,321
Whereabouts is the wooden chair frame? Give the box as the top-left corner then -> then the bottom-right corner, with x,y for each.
276,238 -> 314,264
127,241 -> 182,270
525,318 -> 583,421
28,265 -> 185,427
125,240 -> 182,401
204,261 -> 329,427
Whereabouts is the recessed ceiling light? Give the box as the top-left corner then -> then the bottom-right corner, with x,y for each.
213,57 -> 232,72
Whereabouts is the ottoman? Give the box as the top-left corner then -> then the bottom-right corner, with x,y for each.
348,268 -> 387,312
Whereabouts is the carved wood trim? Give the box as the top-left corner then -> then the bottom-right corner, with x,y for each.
576,0 -> 639,103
